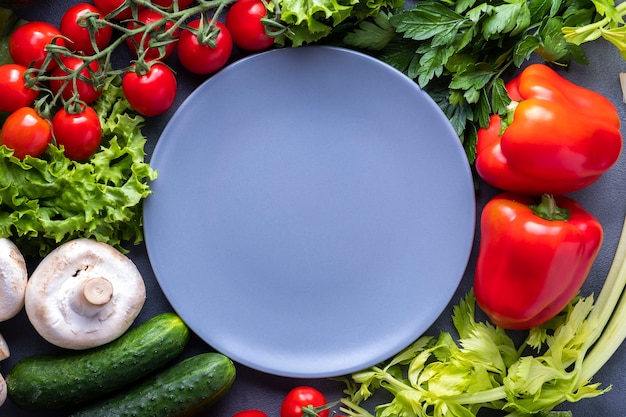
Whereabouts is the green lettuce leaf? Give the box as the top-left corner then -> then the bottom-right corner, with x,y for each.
276,0 -> 404,46
0,77 -> 157,256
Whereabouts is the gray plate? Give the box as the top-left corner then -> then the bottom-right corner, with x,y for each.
143,46 -> 475,377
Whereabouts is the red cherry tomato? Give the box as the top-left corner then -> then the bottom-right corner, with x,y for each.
0,107 -> 51,160
178,19 -> 232,75
93,0 -> 134,20
225,0 -> 274,51
232,411 -> 269,417
49,57 -> 102,105
122,63 -> 177,116
9,21 -> 65,70
52,105 -> 102,161
280,386 -> 329,417
151,0 -> 194,9
0,64 -> 38,113
60,3 -> 113,54
126,9 -> 179,60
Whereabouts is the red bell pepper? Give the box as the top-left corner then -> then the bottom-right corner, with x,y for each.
475,63 -> 622,195
474,192 -> 603,330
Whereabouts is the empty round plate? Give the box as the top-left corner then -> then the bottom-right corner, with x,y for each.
143,46 -> 475,378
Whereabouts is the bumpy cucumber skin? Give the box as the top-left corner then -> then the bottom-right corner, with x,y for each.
69,352 -> 236,417
6,312 -> 190,410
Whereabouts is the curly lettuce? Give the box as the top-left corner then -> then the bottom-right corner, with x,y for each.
276,0 -> 404,46
0,77 -> 157,256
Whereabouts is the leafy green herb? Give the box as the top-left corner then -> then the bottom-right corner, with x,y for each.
272,0 -> 404,46
339,292 -> 607,417
562,0 -> 626,58
338,0 -> 598,162
0,77 -> 157,256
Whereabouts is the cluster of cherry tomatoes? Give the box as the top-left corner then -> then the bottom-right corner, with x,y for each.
232,386 -> 342,417
0,0 -> 276,161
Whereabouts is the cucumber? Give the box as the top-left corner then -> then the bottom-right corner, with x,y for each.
69,352 -> 236,417
7,312 -> 190,410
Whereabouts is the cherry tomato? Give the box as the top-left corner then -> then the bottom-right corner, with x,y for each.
49,57 -> 102,105
126,9 -> 179,60
151,0 -> 194,10
280,386 -> 329,417
93,0 -> 134,19
52,105 -> 102,161
225,0 -> 274,51
0,64 -> 38,113
122,63 -> 177,116
232,411 -> 269,417
178,19 -> 232,75
60,3 -> 113,55
0,107 -> 51,160
9,21 -> 65,70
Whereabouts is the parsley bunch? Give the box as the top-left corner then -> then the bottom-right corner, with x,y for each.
338,0 -> 599,162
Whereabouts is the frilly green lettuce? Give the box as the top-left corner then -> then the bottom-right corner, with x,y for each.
0,77 -> 157,256
275,0 -> 403,46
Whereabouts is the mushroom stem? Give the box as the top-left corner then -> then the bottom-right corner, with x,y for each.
69,277 -> 114,317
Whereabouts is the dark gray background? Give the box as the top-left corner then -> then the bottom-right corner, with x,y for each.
2,1 -> 626,415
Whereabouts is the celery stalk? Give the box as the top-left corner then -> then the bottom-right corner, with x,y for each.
580,214 -> 626,380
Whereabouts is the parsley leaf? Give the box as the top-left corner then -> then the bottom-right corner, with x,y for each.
339,0 -> 598,162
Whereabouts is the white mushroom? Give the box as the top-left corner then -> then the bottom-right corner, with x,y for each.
0,333 -> 9,361
0,372 -> 6,407
0,238 -> 28,322
25,238 -> 146,350
0,333 -> 8,407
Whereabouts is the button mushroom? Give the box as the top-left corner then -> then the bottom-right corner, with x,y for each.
24,238 -> 146,350
0,238 -> 28,322
0,333 -> 9,407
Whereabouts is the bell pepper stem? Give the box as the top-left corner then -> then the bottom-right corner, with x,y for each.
530,194 -> 571,221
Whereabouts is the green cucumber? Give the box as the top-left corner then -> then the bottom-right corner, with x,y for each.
69,352 -> 236,417
7,312 -> 190,410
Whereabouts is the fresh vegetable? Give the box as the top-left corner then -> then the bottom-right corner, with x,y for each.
474,193 -> 603,329
339,292 -> 611,417
52,104 -> 102,160
0,106 -> 51,159
68,352 -> 236,417
281,386 -> 329,417
339,205 -> 626,417
122,62 -> 177,116
233,410 -> 270,417
0,238 -> 27,322
178,19 -> 233,74
24,238 -> 146,349
339,0 -> 599,161
0,77 -> 157,256
0,63 -> 38,113
125,8 -> 179,60
226,0 -> 275,51
60,2 -> 112,55
475,64 -> 622,195
562,0 -> 626,59
93,0 -> 134,19
7,312 -> 190,410
49,56 -> 103,104
271,0 -> 402,47
8,21 -> 64,70
152,0 -> 195,9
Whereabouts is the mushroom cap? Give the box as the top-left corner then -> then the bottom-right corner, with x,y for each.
25,238 -> 146,350
0,238 -> 28,322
